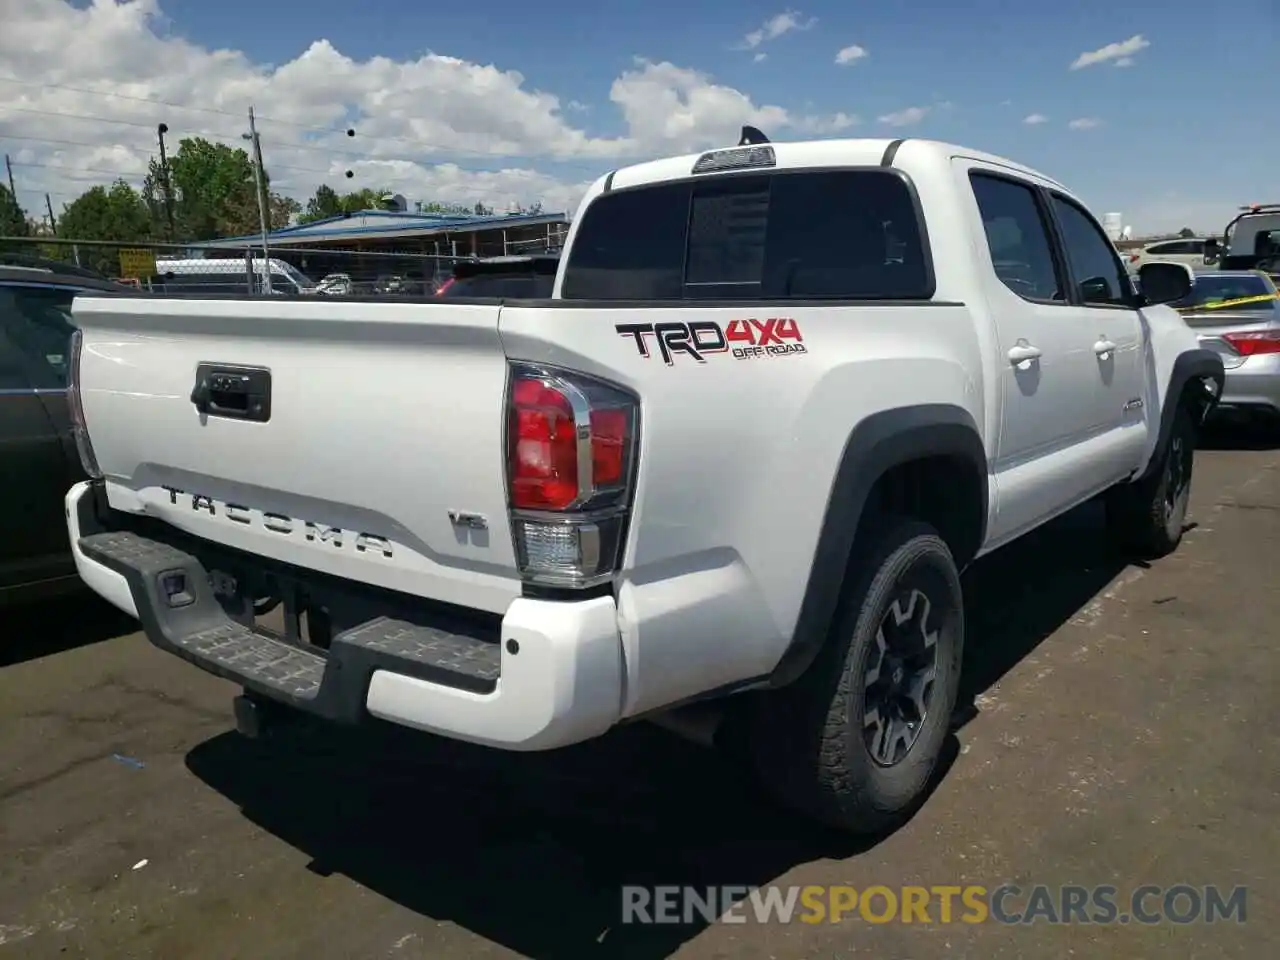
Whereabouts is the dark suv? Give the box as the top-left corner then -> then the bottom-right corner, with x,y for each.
0,257 -> 133,605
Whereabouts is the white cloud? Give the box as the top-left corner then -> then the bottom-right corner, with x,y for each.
877,106 -> 929,127
792,111 -> 860,134
740,10 -> 816,50
1070,35 -> 1150,70
1023,113 -> 1048,125
834,44 -> 868,66
1068,117 -> 1101,130
753,53 -> 768,63
0,1 -> 850,219
1113,57 -> 1134,68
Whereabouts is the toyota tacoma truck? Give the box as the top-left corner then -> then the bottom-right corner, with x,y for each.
63,133 -> 1223,834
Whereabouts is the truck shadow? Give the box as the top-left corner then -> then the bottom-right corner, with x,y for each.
1197,416 -> 1280,451
185,498 -> 1132,960
0,592 -> 138,668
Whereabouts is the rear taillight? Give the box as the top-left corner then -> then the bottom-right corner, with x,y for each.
505,363 -> 639,589
1223,330 -> 1280,356
1128,254 -> 1140,263
66,329 -> 102,479
434,277 -> 456,296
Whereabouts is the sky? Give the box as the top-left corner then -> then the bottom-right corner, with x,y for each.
0,0 -> 1276,235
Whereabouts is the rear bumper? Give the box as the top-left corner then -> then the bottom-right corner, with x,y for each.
65,481 -> 624,751
1216,352 -> 1280,415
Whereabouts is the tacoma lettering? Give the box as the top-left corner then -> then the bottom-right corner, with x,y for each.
159,486 -> 393,558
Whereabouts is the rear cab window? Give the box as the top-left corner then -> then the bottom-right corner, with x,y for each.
560,169 -> 934,301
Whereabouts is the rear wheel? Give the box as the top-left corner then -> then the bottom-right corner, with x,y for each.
746,519 -> 964,835
1106,403 -> 1197,559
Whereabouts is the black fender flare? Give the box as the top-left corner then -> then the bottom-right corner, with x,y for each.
767,404 -> 989,688
1137,348 -> 1224,483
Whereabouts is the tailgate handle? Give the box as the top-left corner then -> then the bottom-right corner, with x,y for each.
191,364 -> 272,422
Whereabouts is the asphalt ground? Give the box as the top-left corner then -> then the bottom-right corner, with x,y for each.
1,423 -> 1277,959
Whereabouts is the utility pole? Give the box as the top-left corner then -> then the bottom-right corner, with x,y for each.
4,154 -> 15,198
157,123 -> 176,241
243,106 -> 273,294
45,194 -> 56,235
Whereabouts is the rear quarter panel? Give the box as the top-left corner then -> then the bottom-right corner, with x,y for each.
499,301 -> 984,716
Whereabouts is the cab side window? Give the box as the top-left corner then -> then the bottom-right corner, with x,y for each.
1050,195 -> 1132,307
969,173 -> 1064,303
0,286 -> 77,389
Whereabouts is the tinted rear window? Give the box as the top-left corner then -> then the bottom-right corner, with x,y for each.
560,170 -> 932,301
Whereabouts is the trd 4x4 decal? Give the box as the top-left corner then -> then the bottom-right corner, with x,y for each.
615,318 -> 806,365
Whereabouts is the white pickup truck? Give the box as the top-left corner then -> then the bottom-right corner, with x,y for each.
64,133 -> 1223,834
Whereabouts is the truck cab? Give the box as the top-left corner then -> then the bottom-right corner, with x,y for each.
1209,203 -> 1280,275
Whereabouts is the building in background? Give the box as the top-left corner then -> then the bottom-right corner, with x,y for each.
1103,212 -> 1123,241
198,207 -> 570,292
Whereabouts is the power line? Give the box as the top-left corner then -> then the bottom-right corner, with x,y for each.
8,159 -> 147,181
0,80 -> 615,172
0,134 -> 341,178
0,75 -> 350,138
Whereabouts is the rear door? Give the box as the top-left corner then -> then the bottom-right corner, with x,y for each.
0,283 -> 81,587
959,165 -> 1104,542
1043,191 -> 1148,474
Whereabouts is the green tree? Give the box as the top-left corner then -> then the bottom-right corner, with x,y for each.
138,137 -> 296,242
297,185 -> 398,223
55,180 -> 153,274
0,185 -> 30,252
270,193 -> 301,230
299,184 -> 344,223
1178,226 -> 1196,239
160,138 -> 259,240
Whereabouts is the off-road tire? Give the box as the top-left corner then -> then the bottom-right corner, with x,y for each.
745,518 -> 964,835
1106,403 -> 1197,560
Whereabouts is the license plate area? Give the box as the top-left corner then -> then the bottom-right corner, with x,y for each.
208,564 -> 335,649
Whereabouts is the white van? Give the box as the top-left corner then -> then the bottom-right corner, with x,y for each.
150,257 -> 318,296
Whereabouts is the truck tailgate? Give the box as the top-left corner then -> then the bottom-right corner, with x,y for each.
71,296 -> 520,613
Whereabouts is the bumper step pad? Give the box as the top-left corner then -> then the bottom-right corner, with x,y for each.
78,530 -> 502,721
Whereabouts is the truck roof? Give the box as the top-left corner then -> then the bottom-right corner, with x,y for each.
599,136 -> 1068,195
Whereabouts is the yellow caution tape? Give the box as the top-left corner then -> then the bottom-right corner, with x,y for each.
1176,293 -> 1280,312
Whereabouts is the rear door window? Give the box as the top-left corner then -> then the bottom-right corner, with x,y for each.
0,285 -> 77,389
561,169 -> 933,301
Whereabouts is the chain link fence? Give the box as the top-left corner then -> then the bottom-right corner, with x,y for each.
0,235 -> 562,296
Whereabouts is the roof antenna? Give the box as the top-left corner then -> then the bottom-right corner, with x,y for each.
739,125 -> 770,146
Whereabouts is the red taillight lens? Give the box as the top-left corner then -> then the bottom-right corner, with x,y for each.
589,408 -> 627,486
509,377 -> 579,510
505,365 -> 639,588
1223,330 -> 1280,356
1129,254 -> 1140,263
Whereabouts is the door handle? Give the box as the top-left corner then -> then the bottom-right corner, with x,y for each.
1094,338 -> 1117,357
1007,342 -> 1042,364
191,363 -> 272,422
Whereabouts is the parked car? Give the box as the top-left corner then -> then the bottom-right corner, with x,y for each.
1125,237 -> 1212,271
1174,270 -> 1280,422
316,272 -> 354,296
434,254 -> 559,298
63,132 -> 1221,835
0,257 -> 134,605
150,257 -> 318,296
